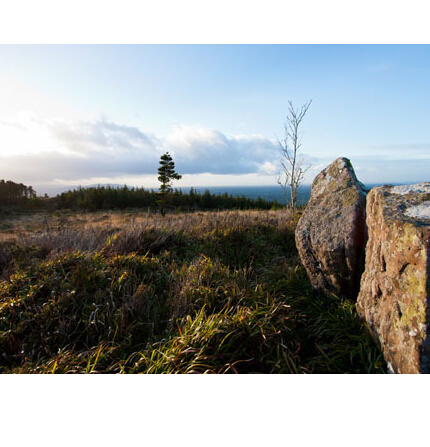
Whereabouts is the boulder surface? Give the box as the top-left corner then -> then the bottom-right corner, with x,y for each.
295,157 -> 367,299
356,183 -> 430,374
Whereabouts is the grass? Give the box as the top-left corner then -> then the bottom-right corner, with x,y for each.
0,209 -> 385,373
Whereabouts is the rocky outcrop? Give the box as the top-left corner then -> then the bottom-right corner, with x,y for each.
356,183 -> 430,374
295,157 -> 430,372
295,157 -> 367,299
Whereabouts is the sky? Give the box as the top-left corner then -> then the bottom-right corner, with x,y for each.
0,44 -> 429,195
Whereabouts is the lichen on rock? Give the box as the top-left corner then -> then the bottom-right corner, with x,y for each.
295,157 -> 367,300
356,184 -> 430,374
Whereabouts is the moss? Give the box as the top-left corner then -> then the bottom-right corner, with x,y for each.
397,293 -> 426,334
394,223 -> 426,256
327,163 -> 340,179
391,226 -> 427,340
341,187 -> 360,207
344,158 -> 353,170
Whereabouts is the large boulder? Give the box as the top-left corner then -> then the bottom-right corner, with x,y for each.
295,157 -> 367,299
356,183 -> 430,374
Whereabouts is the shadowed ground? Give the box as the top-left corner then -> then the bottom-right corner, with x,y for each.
0,209 -> 384,373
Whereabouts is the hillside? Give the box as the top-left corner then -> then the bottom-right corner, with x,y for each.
0,209 -> 384,373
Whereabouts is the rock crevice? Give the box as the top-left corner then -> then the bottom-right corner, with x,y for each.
356,184 -> 430,374
295,158 -> 430,373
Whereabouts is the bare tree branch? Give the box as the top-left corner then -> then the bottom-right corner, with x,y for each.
276,100 -> 312,212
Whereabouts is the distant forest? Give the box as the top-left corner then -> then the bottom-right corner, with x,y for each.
0,180 -> 37,206
57,185 -> 280,211
0,180 -> 280,212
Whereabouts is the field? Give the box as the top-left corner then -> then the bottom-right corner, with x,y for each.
0,209 -> 385,373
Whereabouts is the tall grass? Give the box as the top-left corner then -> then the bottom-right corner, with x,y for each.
0,209 -> 385,373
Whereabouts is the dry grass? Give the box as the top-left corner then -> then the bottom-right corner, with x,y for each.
0,209 -> 296,263
0,208 -> 385,374
1,209 -> 294,238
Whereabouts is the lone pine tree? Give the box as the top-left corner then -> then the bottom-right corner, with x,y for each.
157,152 -> 182,213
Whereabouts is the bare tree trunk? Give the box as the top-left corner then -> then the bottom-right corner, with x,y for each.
276,100 -> 312,212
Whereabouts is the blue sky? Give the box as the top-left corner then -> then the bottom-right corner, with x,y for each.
0,44 -> 429,194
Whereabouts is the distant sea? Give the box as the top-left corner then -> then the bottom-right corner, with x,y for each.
53,182 -> 402,205
185,185 -> 311,205
181,183 -> 388,206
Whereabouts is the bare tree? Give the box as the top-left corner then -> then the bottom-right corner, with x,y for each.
276,100 -> 312,212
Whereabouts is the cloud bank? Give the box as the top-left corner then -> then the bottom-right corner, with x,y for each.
1,116 -> 429,195
0,118 -> 279,185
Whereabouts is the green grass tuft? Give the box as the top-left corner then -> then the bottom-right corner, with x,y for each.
0,210 -> 384,373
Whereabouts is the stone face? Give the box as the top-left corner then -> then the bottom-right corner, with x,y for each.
356,183 -> 430,374
295,157 -> 367,299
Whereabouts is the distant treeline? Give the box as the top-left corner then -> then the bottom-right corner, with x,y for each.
0,179 -> 37,206
57,185 -> 280,211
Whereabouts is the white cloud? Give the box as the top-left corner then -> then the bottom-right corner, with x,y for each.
165,125 -> 229,158
258,161 -> 278,175
0,118 -> 279,185
165,125 -> 277,174
48,119 -> 160,155
1,114 -> 429,195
